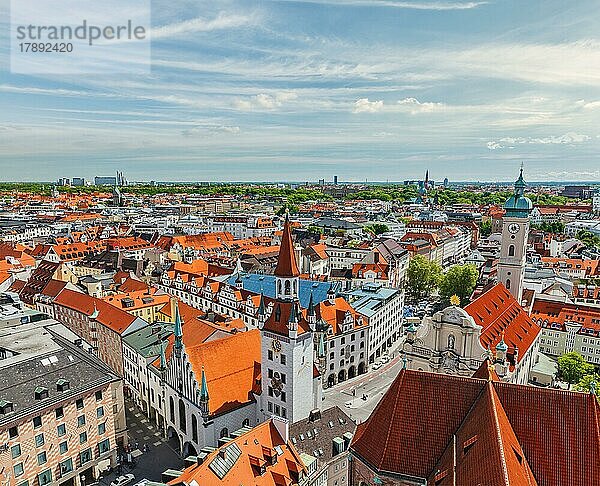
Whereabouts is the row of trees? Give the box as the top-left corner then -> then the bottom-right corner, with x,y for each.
405,255 -> 478,307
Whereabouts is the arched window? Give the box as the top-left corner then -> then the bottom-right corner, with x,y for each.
506,279 -> 511,290
191,414 -> 198,443
508,245 -> 515,257
178,399 -> 186,433
278,281 -> 282,294
220,428 -> 229,438
169,396 -> 175,422
284,280 -> 291,295
242,418 -> 250,427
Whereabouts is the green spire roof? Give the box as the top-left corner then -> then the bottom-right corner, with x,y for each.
159,339 -> 167,370
318,331 -> 326,358
504,167 -> 532,217
174,303 -> 183,350
200,366 -> 209,401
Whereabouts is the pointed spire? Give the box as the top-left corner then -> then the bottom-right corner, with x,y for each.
159,339 -> 167,371
257,292 -> 266,316
274,212 -> 299,278
288,301 -> 299,325
200,366 -> 209,402
307,291 -> 315,317
318,331 -> 326,358
174,302 -> 183,357
514,165 -> 526,196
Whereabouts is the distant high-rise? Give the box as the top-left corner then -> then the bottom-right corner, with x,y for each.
71,177 -> 85,186
334,175 -> 338,185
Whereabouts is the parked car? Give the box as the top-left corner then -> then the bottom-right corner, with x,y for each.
381,355 -> 390,363
372,362 -> 382,370
110,474 -> 135,486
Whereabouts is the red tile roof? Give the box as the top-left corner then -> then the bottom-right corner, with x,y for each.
465,283 -> 541,364
54,288 -> 138,334
185,330 -> 262,416
351,369 -> 600,486
169,420 -> 306,485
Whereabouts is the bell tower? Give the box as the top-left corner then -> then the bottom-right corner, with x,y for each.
498,167 -> 532,302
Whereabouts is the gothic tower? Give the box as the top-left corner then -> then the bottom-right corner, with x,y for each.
498,168 -> 532,302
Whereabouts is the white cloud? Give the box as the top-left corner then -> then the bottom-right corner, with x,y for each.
353,98 -> 384,113
234,92 -> 298,111
397,97 -> 445,114
487,132 -> 592,150
151,12 -> 255,39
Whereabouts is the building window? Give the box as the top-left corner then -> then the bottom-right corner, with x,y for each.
508,245 -> 515,257
38,470 -> 52,486
11,444 -> 21,459
9,426 -> 18,438
35,434 -> 45,447
77,415 -> 86,427
59,441 -> 68,454
178,399 -> 186,433
80,432 -> 88,444
220,428 -> 229,439
13,463 -> 24,478
80,448 -> 92,464
97,406 -> 104,418
55,406 -> 64,419
98,422 -> 106,435
37,451 -> 47,465
76,398 -> 84,409
57,424 -> 66,436
281,354 -> 286,365
281,391 -> 286,402
268,401 -> 273,412
60,458 -> 73,474
192,414 -> 198,443
98,438 -> 110,454
506,279 -> 511,290
268,350 -> 273,360
33,416 -> 42,428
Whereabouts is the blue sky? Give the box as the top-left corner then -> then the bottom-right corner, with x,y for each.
1,0 -> 600,182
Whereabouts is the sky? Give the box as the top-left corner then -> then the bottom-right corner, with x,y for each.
1,0 -> 600,183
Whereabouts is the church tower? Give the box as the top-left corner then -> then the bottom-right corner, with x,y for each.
259,214 -> 316,423
498,167 -> 532,302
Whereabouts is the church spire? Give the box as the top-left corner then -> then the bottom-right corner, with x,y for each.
173,302 -> 183,358
275,212 -> 299,278
199,366 -> 210,420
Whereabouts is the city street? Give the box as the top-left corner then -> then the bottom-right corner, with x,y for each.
323,354 -> 405,423
97,401 -> 182,485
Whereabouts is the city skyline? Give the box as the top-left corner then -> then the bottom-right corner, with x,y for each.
1,0 -> 600,181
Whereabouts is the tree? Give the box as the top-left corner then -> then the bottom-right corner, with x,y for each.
479,220 -> 492,238
557,352 -> 594,387
576,230 -> 600,250
575,373 -> 600,396
439,264 -> 479,307
364,223 -> 389,236
406,255 -> 442,304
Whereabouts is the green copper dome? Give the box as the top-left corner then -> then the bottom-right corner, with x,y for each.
504,168 -> 532,217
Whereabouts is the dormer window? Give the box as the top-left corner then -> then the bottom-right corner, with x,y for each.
0,399 -> 14,415
35,387 -> 49,400
57,379 -> 70,392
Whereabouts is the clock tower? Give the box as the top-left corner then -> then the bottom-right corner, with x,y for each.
258,213 -> 317,424
498,167 -> 532,302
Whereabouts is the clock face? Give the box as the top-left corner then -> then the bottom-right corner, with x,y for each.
508,223 -> 520,234
272,338 -> 282,353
